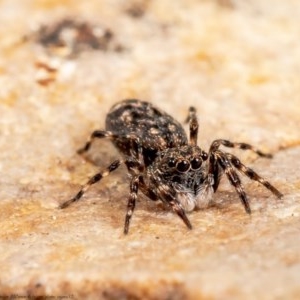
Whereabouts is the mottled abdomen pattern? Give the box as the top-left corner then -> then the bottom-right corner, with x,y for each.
106,99 -> 188,166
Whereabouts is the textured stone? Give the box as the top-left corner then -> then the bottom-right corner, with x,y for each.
0,1 -> 299,299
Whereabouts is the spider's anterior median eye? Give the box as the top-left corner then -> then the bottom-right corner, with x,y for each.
176,160 -> 190,173
191,157 -> 202,170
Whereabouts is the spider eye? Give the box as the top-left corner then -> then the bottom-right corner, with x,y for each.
176,160 -> 190,173
191,157 -> 202,170
201,152 -> 208,161
168,158 -> 176,168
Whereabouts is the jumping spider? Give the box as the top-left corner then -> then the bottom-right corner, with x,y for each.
60,99 -> 283,234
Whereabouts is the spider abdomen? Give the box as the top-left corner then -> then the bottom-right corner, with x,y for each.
106,99 -> 188,166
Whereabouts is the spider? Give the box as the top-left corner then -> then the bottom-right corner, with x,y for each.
60,99 -> 283,234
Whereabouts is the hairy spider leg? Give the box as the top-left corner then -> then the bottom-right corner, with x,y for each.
226,153 -> 283,199
156,184 -> 193,229
124,156 -> 182,234
77,130 -> 144,162
207,154 -> 223,192
209,139 -> 273,158
207,139 -> 276,193
63,125 -> 148,232
213,151 -> 252,214
171,200 -> 193,229
121,157 -> 150,234
138,176 -> 159,201
124,176 -> 139,234
59,159 -> 122,209
186,106 -> 199,146
77,130 -> 117,154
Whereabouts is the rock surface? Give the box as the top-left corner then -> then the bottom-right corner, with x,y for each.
0,0 -> 299,299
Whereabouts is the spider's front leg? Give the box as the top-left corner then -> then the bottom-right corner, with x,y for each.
208,138 -> 282,198
226,153 -> 283,199
208,148 -> 283,214
156,183 -> 193,230
209,139 -> 273,158
170,200 -> 193,229
212,151 -> 252,213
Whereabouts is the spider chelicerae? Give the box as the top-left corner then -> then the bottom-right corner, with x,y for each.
60,99 -> 283,234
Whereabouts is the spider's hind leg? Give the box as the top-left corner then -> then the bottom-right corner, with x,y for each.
77,130 -> 117,154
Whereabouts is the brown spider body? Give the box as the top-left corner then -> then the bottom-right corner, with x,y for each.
106,100 -> 188,166
60,99 -> 283,234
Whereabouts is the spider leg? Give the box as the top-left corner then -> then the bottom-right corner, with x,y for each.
138,176 -> 159,201
209,139 -> 273,158
77,130 -> 117,154
207,153 -> 223,192
185,106 -> 199,146
122,156 -> 151,234
170,200 -> 193,229
226,153 -> 283,199
127,137 -> 144,162
214,151 -> 251,214
59,159 -> 122,209
156,184 -> 192,229
124,175 -> 140,234
77,130 -> 143,166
